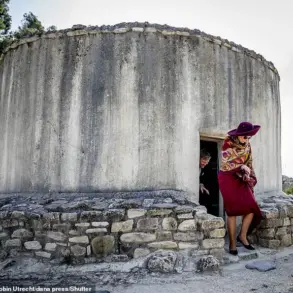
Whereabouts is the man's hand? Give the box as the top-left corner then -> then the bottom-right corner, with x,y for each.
200,183 -> 210,195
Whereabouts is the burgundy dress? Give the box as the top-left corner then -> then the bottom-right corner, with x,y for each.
218,136 -> 262,233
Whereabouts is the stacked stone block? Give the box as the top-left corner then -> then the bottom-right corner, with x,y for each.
250,195 -> 293,249
0,194 -> 225,264
2,192 -> 291,267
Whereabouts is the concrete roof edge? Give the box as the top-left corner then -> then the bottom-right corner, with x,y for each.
1,21 -> 280,80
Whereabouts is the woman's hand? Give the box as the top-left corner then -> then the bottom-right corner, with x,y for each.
243,174 -> 249,181
241,165 -> 251,175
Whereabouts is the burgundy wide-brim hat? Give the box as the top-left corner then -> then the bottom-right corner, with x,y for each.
228,122 -> 261,136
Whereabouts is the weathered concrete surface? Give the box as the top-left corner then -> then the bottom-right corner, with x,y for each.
0,23 -> 281,202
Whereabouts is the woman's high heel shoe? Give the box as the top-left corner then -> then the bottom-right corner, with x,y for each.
229,248 -> 238,255
237,235 -> 255,250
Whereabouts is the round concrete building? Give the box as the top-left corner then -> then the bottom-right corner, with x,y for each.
0,23 -> 281,217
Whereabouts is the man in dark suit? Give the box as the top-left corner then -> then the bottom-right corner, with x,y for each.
199,149 -> 211,206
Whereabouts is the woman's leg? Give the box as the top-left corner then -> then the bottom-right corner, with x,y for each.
239,213 -> 254,244
227,216 -> 237,249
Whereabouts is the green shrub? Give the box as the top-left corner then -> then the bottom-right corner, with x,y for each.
284,186 -> 293,195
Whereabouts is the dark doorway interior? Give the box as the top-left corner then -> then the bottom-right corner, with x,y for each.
199,140 -> 220,217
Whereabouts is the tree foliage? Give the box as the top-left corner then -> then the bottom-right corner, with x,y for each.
14,12 -> 44,38
46,25 -> 57,32
0,0 -> 11,35
0,8 -> 57,56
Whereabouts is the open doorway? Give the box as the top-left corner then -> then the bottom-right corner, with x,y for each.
199,140 -> 220,217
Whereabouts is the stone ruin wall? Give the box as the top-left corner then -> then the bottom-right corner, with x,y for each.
0,191 -> 225,273
0,191 -> 293,272
0,23 -> 288,273
250,195 -> 293,249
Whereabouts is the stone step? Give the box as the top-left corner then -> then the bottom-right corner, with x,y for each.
222,245 -> 259,265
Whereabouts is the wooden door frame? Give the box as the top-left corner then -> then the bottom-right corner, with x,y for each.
200,134 -> 225,219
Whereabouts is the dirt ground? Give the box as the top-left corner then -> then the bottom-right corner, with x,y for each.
109,252 -> 293,293
100,247 -> 293,293
1,246 -> 293,293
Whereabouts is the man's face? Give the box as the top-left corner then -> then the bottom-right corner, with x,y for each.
200,157 -> 210,168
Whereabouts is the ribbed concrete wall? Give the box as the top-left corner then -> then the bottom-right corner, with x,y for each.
0,24 -> 281,202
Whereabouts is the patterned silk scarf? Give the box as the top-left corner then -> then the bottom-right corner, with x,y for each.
220,136 -> 256,188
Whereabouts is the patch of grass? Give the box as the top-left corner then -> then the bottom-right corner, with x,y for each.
284,186 -> 293,195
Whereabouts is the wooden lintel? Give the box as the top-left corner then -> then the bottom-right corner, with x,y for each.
200,133 -> 225,141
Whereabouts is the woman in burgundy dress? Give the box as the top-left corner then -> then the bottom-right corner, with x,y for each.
218,122 -> 262,255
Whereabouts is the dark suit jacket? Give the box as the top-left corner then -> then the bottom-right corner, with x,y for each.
199,168 -> 205,185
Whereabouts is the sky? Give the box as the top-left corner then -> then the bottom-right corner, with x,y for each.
9,0 -> 293,177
